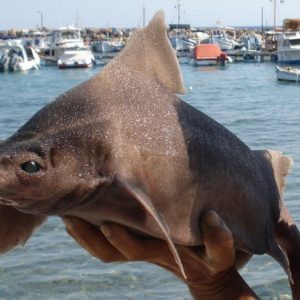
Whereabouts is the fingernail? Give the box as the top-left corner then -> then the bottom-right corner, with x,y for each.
203,211 -> 222,227
62,217 -> 74,229
101,224 -> 111,238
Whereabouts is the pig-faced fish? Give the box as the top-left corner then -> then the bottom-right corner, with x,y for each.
0,11 -> 293,280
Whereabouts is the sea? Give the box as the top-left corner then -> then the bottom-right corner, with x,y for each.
0,60 -> 299,300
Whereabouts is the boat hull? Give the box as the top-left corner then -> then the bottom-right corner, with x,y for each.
58,62 -> 92,69
57,49 -> 94,69
277,49 -> 300,64
189,58 -> 219,66
276,65 -> 300,82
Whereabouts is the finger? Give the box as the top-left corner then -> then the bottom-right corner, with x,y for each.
62,217 -> 126,262
101,223 -> 170,262
200,211 -> 234,273
234,250 -> 252,269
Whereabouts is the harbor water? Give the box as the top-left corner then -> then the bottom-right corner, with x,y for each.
0,61 -> 300,299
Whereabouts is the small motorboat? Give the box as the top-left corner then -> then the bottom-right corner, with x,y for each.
276,65 -> 300,82
0,40 -> 40,72
57,49 -> 95,69
189,44 -> 231,66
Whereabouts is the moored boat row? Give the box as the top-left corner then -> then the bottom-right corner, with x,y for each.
2,17 -> 300,76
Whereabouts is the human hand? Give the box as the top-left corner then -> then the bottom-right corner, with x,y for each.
62,211 -> 258,299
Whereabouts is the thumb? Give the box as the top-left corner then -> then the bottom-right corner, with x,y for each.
200,211 -> 235,273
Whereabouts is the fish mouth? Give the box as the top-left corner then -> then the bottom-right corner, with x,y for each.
0,195 -> 44,209
0,195 -> 57,214
0,197 -> 22,206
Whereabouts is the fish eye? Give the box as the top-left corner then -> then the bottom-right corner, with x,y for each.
20,161 -> 42,174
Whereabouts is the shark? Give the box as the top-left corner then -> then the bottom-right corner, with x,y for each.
0,11 -> 296,287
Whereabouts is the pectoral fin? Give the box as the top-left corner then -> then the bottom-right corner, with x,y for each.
115,175 -> 187,279
0,205 -> 46,254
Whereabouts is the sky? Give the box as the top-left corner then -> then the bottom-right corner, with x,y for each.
1,0 -> 300,30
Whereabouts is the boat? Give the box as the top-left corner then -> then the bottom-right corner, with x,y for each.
57,49 -> 95,69
276,65 -> 300,82
91,38 -> 124,53
24,31 -> 48,53
276,31 -> 300,64
168,1 -> 196,52
0,40 -> 40,72
275,18 -> 300,64
189,44 -> 230,66
233,35 -> 263,63
169,36 -> 197,52
202,27 -> 239,51
100,39 -> 124,53
40,26 -> 85,63
239,35 -> 262,51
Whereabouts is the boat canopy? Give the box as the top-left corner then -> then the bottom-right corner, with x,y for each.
193,44 -> 222,59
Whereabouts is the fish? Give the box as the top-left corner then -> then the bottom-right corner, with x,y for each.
0,11 -> 294,282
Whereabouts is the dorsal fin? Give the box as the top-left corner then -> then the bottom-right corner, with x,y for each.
103,10 -> 185,94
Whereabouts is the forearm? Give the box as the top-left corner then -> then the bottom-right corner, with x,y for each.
186,267 -> 259,300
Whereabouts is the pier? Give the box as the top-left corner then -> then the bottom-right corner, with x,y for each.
226,50 -> 277,63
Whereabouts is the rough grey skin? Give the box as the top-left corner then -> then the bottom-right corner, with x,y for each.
0,12 -> 293,279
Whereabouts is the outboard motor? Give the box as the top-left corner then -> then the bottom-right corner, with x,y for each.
217,52 -> 228,67
6,49 -> 23,72
0,52 -> 9,72
8,52 -> 19,71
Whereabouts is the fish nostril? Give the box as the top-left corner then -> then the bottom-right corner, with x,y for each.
0,155 -> 12,167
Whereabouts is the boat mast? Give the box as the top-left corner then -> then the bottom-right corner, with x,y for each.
177,0 -> 181,27
271,0 -> 285,31
273,0 -> 276,31
143,1 -> 146,28
268,0 -> 277,31
261,6 -> 264,39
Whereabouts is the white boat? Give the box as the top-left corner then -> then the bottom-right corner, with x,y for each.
276,65 -> 300,82
202,27 -> 239,51
276,31 -> 300,64
169,37 -> 197,52
41,26 -> 85,63
0,40 -> 40,72
57,49 -> 94,69
24,31 -> 48,53
239,35 -> 262,51
100,39 -> 124,53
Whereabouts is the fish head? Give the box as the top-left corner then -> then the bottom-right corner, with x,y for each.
0,115 -> 114,215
